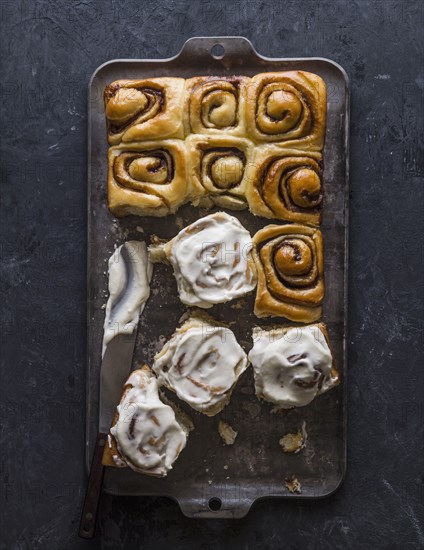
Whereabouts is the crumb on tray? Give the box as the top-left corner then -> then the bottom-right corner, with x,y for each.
218,421 -> 238,445
150,234 -> 167,246
279,422 -> 307,454
285,475 -> 302,494
230,299 -> 245,310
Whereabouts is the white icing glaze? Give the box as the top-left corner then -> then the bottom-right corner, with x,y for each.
102,241 -> 153,356
153,321 -> 248,414
166,212 -> 256,308
110,369 -> 187,477
249,325 -> 337,409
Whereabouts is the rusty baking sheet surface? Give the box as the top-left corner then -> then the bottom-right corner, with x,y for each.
87,36 -> 349,518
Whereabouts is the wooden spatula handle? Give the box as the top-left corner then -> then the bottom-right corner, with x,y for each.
79,432 -> 107,539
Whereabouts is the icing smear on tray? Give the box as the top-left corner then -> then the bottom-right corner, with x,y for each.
102,241 -> 153,356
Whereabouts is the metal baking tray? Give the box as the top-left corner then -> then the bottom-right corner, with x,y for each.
87,36 -> 349,518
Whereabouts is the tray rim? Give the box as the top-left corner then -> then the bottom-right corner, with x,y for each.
86,35 -> 350,515
88,36 -> 351,86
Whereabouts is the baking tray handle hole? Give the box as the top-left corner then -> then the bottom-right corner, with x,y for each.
208,497 -> 222,511
211,44 -> 225,59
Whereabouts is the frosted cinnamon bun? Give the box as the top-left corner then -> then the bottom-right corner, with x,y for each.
249,323 -> 339,409
104,78 -> 185,145
149,212 -> 257,308
103,366 -> 191,477
184,76 -> 249,137
245,71 -> 326,151
153,313 -> 249,415
245,146 -> 323,225
252,224 -> 324,322
107,140 -> 188,217
186,135 -> 253,210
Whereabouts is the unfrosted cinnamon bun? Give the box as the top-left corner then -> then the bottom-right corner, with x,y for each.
245,71 -> 326,151
153,313 -> 249,415
104,78 -> 185,145
184,76 -> 249,137
245,146 -> 323,225
149,212 -> 257,308
103,366 -> 191,477
252,224 -> 324,322
107,140 -> 188,217
186,135 -> 253,210
249,323 -> 339,409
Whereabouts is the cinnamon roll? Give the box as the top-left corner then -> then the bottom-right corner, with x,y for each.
252,224 -> 324,322
104,78 -> 185,145
186,135 -> 252,210
107,140 -> 188,217
249,323 -> 339,409
103,366 -> 192,477
153,313 -> 249,416
148,212 -> 257,308
245,71 -> 327,151
245,146 -> 323,225
184,76 -> 249,137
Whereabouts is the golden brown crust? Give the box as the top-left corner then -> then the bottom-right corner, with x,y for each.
245,146 -> 323,225
183,76 -> 249,137
244,71 -> 326,150
252,224 -> 324,322
107,140 -> 188,217
104,71 -> 327,218
104,78 -> 185,145
186,135 -> 253,210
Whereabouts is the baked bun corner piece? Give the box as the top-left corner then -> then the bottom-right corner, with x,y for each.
244,71 -> 327,151
104,78 -> 185,145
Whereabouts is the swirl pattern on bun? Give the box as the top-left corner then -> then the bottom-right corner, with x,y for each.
252,223 -> 324,322
184,76 -> 249,137
187,136 -> 253,210
246,146 -> 323,225
104,78 -> 185,145
107,140 -> 188,217
245,71 -> 326,150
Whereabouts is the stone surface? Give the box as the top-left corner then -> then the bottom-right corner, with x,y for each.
1,0 -> 423,548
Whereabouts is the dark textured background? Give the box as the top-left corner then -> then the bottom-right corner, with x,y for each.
1,1 -> 423,549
